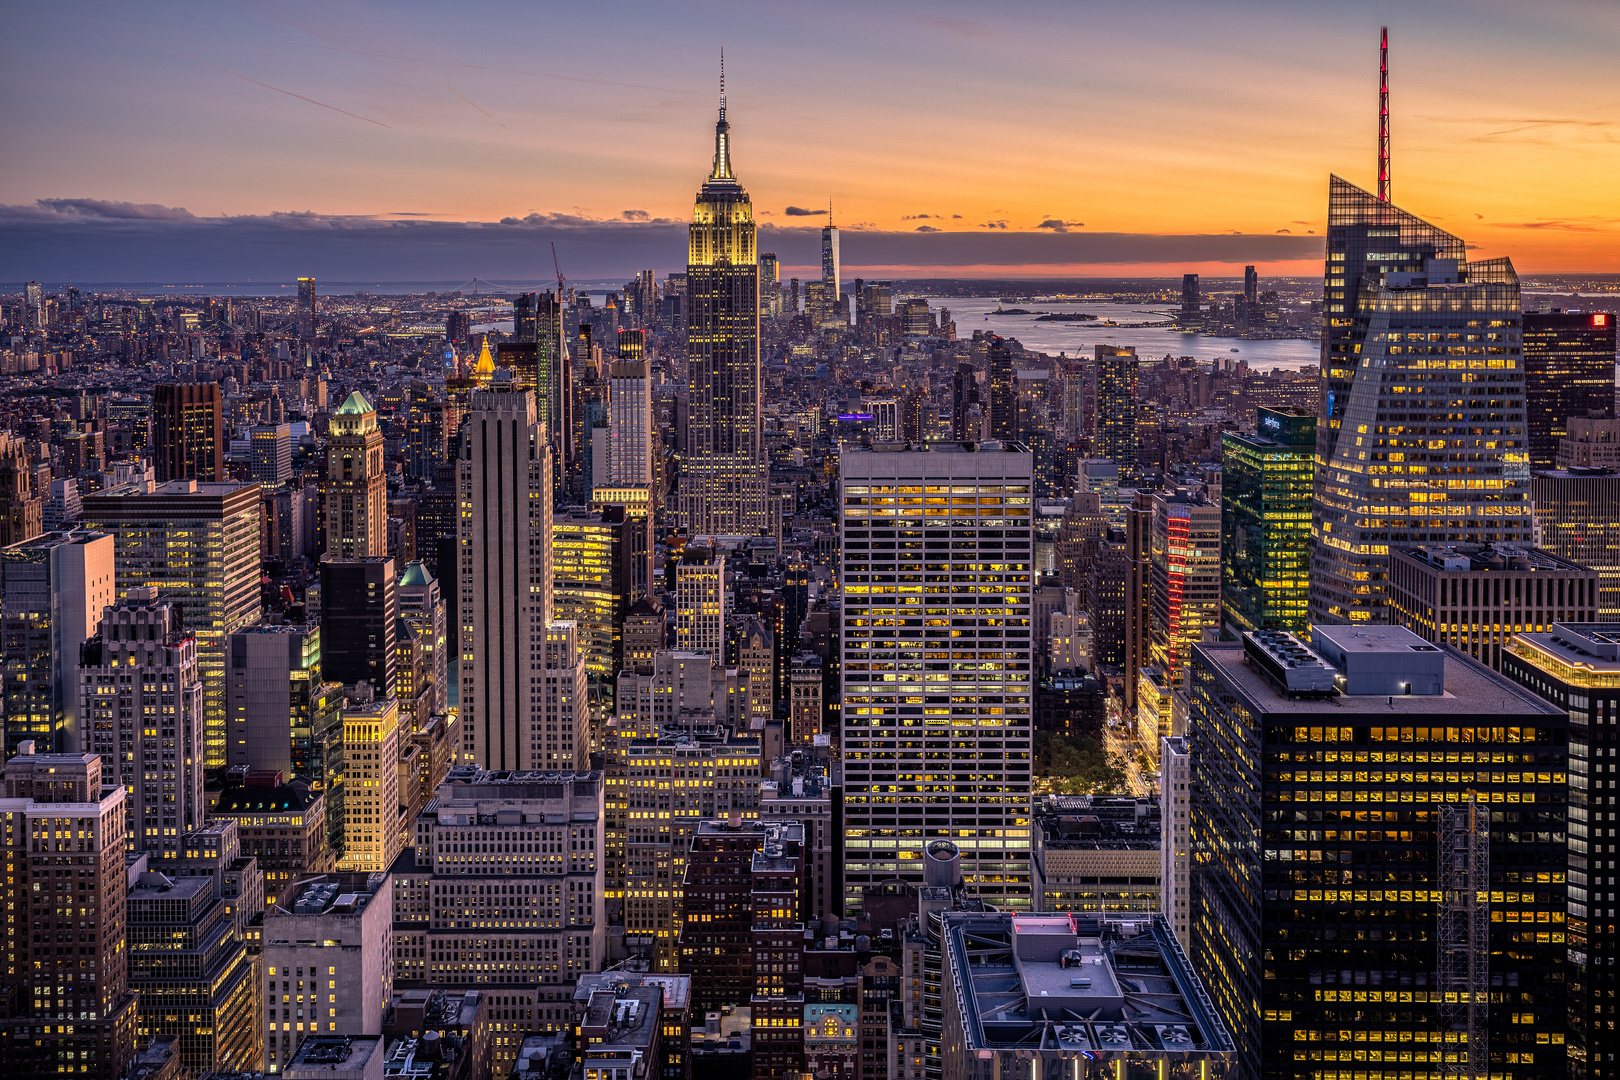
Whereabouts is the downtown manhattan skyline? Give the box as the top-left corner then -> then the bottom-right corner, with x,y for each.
1,0 -> 1619,283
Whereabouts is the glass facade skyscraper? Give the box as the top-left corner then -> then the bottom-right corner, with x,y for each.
1222,406 -> 1315,634
1094,344 -> 1138,484
1311,176 -> 1532,625
1522,310 -> 1616,471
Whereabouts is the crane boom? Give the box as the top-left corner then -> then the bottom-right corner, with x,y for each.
551,242 -> 566,296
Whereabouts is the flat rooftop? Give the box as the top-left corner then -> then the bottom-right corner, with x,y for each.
1394,544 -> 1590,574
1193,639 -> 1562,718
945,912 -> 1232,1056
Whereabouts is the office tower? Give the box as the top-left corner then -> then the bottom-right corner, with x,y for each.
1501,624 -> 1620,1079
1311,177 -> 1532,625
677,819 -> 804,1014
1221,406 -> 1315,634
1523,310 -> 1616,470
297,276 -> 316,339
986,336 -> 1017,440
262,874 -> 394,1071
0,431 -> 44,544
681,87 -> 767,535
44,477 -> 81,531
1532,468 -> 1620,617
251,422 -> 292,484
78,591 -> 204,856
1388,543 -> 1598,670
759,251 -> 781,316
622,598 -> 664,675
1094,345 -> 1138,482
1244,264 -> 1258,305
1180,272 -> 1200,322
390,767 -> 605,1076
1158,735 -> 1191,946
675,542 -> 725,662
613,729 -> 761,967
513,290 -> 540,343
0,751 -> 139,1079
319,556 -> 398,697
1121,491 -> 1153,711
127,868 -> 261,1072
950,363 -> 980,441
1189,627 -> 1566,1080
788,652 -> 824,740
405,382 -> 459,481
1557,416 -> 1620,468
211,781 -> 333,907
899,297 -> 932,336
153,383 -> 225,483
1,529 -> 114,755
81,479 -> 262,769
459,389 -> 590,771
738,617 -> 774,722
398,561 -> 447,715
324,391 -> 387,558
839,442 -> 1034,910
339,695 -> 402,871
901,387 -> 930,442
609,335 -> 654,484
226,624 -> 343,774
552,506 -> 632,703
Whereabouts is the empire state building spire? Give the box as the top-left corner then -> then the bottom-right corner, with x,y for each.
709,49 -> 735,185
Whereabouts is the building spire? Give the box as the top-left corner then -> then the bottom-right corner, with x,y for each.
709,47 -> 735,183
828,197 -> 833,227
1377,26 -> 1390,203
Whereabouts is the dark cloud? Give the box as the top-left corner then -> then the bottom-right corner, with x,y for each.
980,220 -> 1009,230
903,214 -> 935,220
952,214 -> 963,219
620,209 -> 651,221
783,206 -> 826,217
0,203 -> 1327,280
1276,228 -> 1291,234
1037,219 -> 1084,232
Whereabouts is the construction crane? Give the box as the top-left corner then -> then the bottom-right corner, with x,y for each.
551,242 -> 568,301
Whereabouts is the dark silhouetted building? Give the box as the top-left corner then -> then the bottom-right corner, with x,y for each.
1523,309 -> 1616,471
320,556 -> 398,697
153,383 -> 224,483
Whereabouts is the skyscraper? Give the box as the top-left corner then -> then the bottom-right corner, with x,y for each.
153,383 -> 225,483
78,590 -> 204,857
608,334 -> 653,486
839,442 -> 1035,910
675,541 -> 725,663
1189,628 -> 1566,1080
1,751 -> 140,1079
681,84 -> 767,534
950,363 -> 980,441
1522,309 -> 1616,470
1310,176 -> 1532,625
987,335 -> 1017,440
297,276 -> 316,340
0,529 -> 114,755
324,391 -> 388,558
0,431 -> 44,545
1221,406 -> 1315,634
1094,345 -> 1138,483
822,206 -> 841,300
251,421 -> 292,485
1179,273 -> 1200,324
1148,490 -> 1221,680
81,480 -> 263,769
458,389 -> 588,771
320,556 -> 398,697
1243,264 -> 1258,305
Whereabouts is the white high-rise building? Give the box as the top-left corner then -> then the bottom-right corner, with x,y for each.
839,442 -> 1035,910
607,357 -> 653,486
675,542 -> 725,663
1159,734 -> 1191,948
458,389 -> 588,770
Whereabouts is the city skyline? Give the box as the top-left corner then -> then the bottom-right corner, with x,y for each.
2,1 -> 1618,280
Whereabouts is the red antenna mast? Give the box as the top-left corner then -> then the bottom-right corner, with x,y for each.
1377,26 -> 1390,203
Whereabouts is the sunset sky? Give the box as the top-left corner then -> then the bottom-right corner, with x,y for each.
3,0 -> 1617,282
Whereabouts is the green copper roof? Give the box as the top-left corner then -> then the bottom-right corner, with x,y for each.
400,561 -> 433,587
336,390 -> 375,415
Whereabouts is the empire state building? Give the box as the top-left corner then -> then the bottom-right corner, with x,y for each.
680,85 -> 768,535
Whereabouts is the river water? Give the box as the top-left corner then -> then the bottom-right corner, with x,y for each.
932,297 -> 1322,370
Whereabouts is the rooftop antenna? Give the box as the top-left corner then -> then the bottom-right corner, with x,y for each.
1377,26 -> 1390,203
828,197 -> 833,227
719,46 -> 725,120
